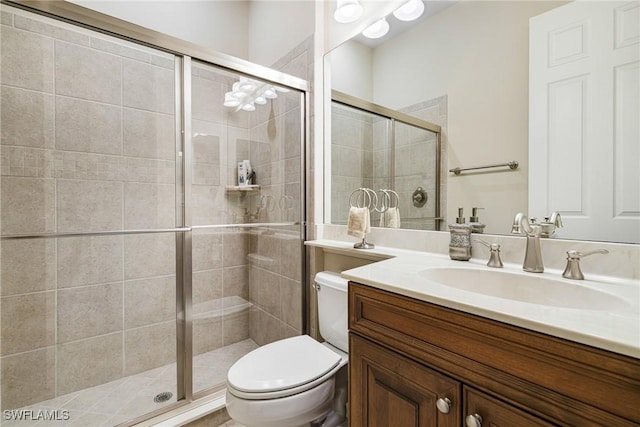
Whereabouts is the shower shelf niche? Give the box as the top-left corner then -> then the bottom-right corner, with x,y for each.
225,185 -> 261,192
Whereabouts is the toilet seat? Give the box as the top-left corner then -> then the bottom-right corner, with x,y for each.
227,335 -> 346,400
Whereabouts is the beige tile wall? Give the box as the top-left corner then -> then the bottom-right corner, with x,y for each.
0,6 -> 180,410
0,5 -> 309,413
398,95 -> 448,230
331,105 -> 376,225
189,62 -> 254,396
243,36 -> 312,346
190,43 -> 309,350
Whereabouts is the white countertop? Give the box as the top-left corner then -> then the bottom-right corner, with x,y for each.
306,240 -> 640,359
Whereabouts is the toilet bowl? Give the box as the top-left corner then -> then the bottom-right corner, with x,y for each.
225,271 -> 349,427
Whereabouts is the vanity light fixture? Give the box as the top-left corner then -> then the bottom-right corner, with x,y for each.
334,0 -> 363,23
393,0 -> 425,21
362,17 -> 390,39
224,77 -> 287,112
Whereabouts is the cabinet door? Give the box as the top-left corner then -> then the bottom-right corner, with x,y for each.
350,334 -> 460,427
464,387 -> 557,427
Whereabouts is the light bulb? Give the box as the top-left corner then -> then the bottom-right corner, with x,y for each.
231,91 -> 248,100
393,0 -> 424,21
362,18 -> 389,39
263,88 -> 278,99
241,103 -> 256,112
255,96 -> 267,105
238,77 -> 257,91
224,92 -> 240,107
334,0 -> 363,23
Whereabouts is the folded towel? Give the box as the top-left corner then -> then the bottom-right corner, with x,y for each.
347,207 -> 370,239
379,207 -> 401,229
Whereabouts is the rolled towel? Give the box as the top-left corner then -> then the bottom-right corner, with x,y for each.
347,207 -> 370,239
380,207 -> 401,229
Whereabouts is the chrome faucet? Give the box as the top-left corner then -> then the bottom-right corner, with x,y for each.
511,213 -> 544,273
540,211 -> 563,238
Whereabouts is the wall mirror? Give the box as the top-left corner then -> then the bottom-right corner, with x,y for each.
330,91 -> 443,231
324,0 -> 639,243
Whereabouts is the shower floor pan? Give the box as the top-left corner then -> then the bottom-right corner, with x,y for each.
1,340 -> 258,427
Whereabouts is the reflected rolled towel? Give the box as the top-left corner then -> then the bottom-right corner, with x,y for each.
380,207 -> 401,229
347,207 -> 370,239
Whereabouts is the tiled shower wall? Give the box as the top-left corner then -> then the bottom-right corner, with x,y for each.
399,95 -> 448,230
330,105 -> 376,225
190,63 -> 252,374
0,5 -> 181,410
0,4 -> 307,412
189,50 -> 306,356
245,36 -> 312,346
392,121 -> 439,230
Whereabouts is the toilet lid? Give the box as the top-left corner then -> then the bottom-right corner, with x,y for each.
227,335 -> 341,393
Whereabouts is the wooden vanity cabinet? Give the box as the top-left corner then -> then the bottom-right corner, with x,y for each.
348,282 -> 640,427
350,333 -> 461,427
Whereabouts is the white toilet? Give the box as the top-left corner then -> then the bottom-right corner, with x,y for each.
225,271 -> 349,427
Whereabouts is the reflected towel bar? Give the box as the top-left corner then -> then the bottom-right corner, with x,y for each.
449,161 -> 518,175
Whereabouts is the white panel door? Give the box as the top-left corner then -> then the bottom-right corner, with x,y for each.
529,1 -> 640,243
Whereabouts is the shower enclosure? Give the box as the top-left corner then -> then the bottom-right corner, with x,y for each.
330,92 -> 442,230
0,2 -> 307,426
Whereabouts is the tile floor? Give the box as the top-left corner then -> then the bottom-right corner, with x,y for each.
1,340 -> 257,427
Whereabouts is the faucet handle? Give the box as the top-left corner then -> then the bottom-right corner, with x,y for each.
562,249 -> 609,280
476,239 -> 504,268
548,211 -> 563,228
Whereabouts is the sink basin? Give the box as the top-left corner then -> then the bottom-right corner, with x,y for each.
419,267 -> 630,310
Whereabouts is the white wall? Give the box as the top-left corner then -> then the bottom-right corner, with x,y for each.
247,1 -> 315,67
329,40 -> 373,100
370,1 -> 563,233
67,0 -> 251,59
68,0 -> 315,69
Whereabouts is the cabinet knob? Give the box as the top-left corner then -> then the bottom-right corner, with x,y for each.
465,414 -> 483,427
436,397 -> 451,414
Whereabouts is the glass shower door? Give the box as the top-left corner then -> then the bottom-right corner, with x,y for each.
393,121 -> 439,230
189,60 -> 305,396
1,5 -> 180,425
1,3 -> 308,425
330,103 -> 391,226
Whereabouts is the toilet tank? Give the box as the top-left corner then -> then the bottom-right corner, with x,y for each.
315,271 -> 349,353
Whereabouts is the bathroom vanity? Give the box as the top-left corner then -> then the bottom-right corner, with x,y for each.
348,282 -> 639,426
308,241 -> 640,427
306,239 -> 640,426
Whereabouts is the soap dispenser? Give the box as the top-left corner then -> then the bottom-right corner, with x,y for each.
469,207 -> 486,234
449,208 -> 472,261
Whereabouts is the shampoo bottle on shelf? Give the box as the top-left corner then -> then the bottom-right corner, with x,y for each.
237,161 -> 246,186
243,160 -> 253,185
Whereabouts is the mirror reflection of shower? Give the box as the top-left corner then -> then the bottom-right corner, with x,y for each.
330,92 -> 443,231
